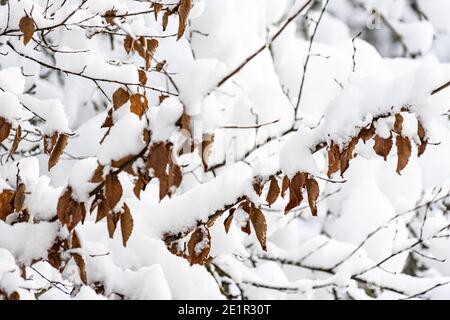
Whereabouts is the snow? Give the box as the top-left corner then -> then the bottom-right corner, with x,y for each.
0,0 -> 450,301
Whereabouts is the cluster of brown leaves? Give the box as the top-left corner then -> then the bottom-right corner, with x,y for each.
0,117 -> 22,159
0,182 -> 28,222
254,173 -> 320,216
124,35 -> 159,70
112,87 -> 149,119
327,113 -> 428,177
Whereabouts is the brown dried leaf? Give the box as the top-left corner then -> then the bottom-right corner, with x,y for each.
417,121 -> 428,157
224,208 -> 235,234
101,109 -> 113,129
201,134 -> 214,169
113,88 -> 130,110
0,117 -> 11,143
396,135 -> 412,175
281,176 -> 290,199
327,143 -> 340,178
124,35 -> 134,54
177,0 -> 192,40
252,178 -> 263,196
250,205 -> 267,251
106,212 -> 119,238
72,253 -> 87,284
48,134 -> 68,171
120,203 -> 133,247
147,142 -> 171,178
156,60 -> 166,72
359,123 -> 376,143
13,183 -> 26,212
159,174 -> 169,201
162,11 -> 170,31
19,15 -> 35,45
71,231 -> 82,249
90,165 -> 104,183
340,137 -> 358,177
96,199 -> 108,223
104,9 -> 117,25
57,188 -> 72,225
0,190 -> 14,221
138,69 -> 147,86
111,154 -> 135,170
266,177 -> 280,207
9,125 -> 21,157
153,3 -> 163,20
285,173 -> 305,214
373,135 -> 393,161
394,114 -> 404,134
417,120 -> 426,141
306,178 -> 319,216
105,173 -> 122,209
168,162 -> 182,190
130,94 -> 148,118
187,226 -> 210,265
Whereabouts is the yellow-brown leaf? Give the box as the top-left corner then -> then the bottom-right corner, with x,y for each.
373,135 -> 393,161
120,203 -> 133,247
266,177 -> 280,207
396,135 -> 412,175
105,173 -> 122,209
19,16 -> 35,45
48,134 -> 68,171
177,0 -> 192,40
306,178 -> 319,216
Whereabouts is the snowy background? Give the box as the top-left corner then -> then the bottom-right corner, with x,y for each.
0,0 -> 450,300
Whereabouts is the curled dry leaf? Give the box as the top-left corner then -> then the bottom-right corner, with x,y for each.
266,177 -> 280,207
340,137 -> 358,177
147,142 -> 171,178
90,165 -> 104,183
138,69 -> 147,85
162,11 -> 170,31
152,3 -> 163,20
187,226 -> 211,265
306,178 -> 319,216
124,35 -> 134,54
104,9 -> 117,25
0,117 -> 11,143
281,176 -> 290,199
106,212 -> 120,238
113,88 -> 130,110
19,15 -> 35,45
9,125 -> 21,158
417,121 -> 428,157
373,134 -> 393,161
394,114 -> 404,134
201,134 -> 214,169
72,253 -> 87,284
105,173 -> 123,210
0,190 -> 14,221
249,205 -> 267,251
359,123 -> 375,143
120,203 -> 133,247
285,172 -> 305,213
224,208 -> 235,234
177,0 -> 192,40
396,135 -> 412,175
252,177 -> 263,196
327,143 -> 340,178
96,199 -> 108,223
130,94 -> 148,119
48,134 -> 68,171
13,183 -> 26,212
